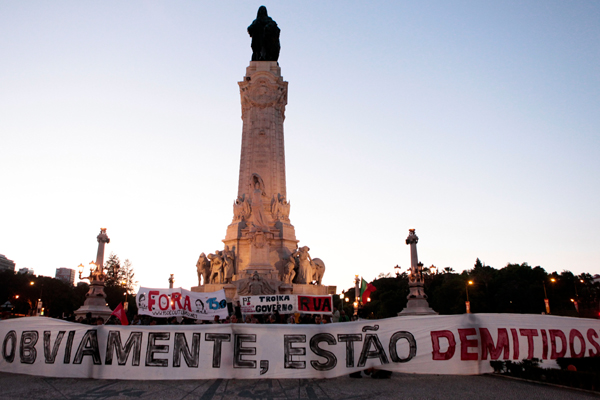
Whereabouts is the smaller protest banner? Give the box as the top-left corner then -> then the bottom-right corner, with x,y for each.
240,295 -> 296,314
136,287 -> 228,320
297,295 -> 333,314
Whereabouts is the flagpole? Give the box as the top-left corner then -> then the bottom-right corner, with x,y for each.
354,275 -> 360,317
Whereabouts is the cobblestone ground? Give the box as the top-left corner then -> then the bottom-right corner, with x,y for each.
0,372 -> 596,400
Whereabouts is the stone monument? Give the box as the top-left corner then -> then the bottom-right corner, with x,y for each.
74,228 -> 113,320
192,7 -> 335,300
398,229 -> 437,316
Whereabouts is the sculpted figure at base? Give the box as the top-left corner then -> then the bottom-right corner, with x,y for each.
292,246 -> 312,284
208,251 -> 224,283
233,195 -> 251,222
271,193 -> 290,221
248,6 -> 280,62
222,245 -> 235,283
196,253 -> 210,285
310,258 -> 326,285
237,271 -> 276,295
282,258 -> 296,284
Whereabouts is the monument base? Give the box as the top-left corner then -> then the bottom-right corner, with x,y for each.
191,282 -> 337,300
398,298 -> 438,316
74,304 -> 113,321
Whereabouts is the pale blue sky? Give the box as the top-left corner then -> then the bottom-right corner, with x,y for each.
1,1 -> 598,291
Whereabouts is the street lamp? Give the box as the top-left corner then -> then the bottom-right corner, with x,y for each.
30,281 -> 44,316
573,279 -> 581,314
571,298 -> 580,313
354,275 -> 360,316
465,280 -> 474,314
543,280 -> 551,314
122,279 -> 129,311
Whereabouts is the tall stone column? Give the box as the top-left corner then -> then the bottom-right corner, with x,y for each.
223,61 -> 298,280
407,229 -> 420,273
192,8 -> 334,298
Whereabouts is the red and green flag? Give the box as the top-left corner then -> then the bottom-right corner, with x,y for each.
360,278 -> 376,303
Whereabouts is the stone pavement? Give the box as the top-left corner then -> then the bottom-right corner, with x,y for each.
0,371 -> 596,400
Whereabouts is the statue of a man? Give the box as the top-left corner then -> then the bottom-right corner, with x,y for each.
222,245 -> 235,283
248,6 -> 280,61
196,253 -> 210,285
208,251 -> 224,283
282,258 -> 296,284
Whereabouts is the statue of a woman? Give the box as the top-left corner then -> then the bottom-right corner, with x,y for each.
250,175 -> 269,231
292,246 -> 312,284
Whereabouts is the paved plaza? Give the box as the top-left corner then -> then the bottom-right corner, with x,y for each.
0,372 -> 596,400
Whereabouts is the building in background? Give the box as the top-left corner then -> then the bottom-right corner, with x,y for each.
18,268 -> 34,275
0,255 -> 16,272
55,268 -> 76,285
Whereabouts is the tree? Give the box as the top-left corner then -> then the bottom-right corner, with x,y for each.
121,259 -> 137,293
104,253 -> 121,287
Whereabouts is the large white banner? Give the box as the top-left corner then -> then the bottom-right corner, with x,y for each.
1,314 -> 600,380
136,287 -> 228,320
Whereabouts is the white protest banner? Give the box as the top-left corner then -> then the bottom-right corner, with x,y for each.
240,294 -> 296,315
2,314 -> 600,380
136,287 -> 228,321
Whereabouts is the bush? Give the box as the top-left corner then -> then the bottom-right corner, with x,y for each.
490,358 -> 600,391
556,357 -> 600,372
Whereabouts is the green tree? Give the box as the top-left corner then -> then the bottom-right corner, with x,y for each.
104,253 -> 121,287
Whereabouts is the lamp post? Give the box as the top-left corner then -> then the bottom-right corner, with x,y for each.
30,280 -> 44,316
572,278 -> 581,314
543,280 -> 551,314
122,279 -> 129,312
465,280 -> 473,314
354,275 -> 360,317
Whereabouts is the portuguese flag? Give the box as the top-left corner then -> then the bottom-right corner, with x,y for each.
360,278 -> 376,303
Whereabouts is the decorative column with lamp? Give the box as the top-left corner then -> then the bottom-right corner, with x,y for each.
465,280 -> 474,314
74,228 -> 113,320
353,275 -> 360,317
398,229 -> 437,316
122,278 -> 129,312
542,279 -> 551,314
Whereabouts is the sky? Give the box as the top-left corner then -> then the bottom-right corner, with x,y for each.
1,1 -> 599,293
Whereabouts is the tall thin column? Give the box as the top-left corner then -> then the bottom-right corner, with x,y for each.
96,228 -> 110,268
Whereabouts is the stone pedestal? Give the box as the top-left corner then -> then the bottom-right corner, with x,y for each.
398,297 -> 437,316
74,278 -> 113,321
